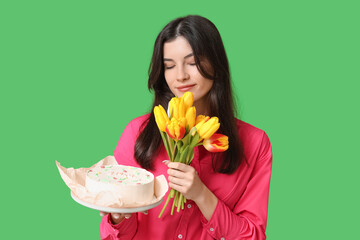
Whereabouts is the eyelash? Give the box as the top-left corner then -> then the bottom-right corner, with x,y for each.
165,63 -> 196,70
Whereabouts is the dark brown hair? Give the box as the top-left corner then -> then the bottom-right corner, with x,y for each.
134,15 -> 246,173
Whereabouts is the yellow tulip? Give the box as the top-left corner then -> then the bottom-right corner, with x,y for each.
179,97 -> 186,119
169,97 -> 180,119
194,116 -> 210,130
166,117 -> 186,141
182,92 -> 194,109
185,107 -> 196,129
195,115 -> 208,125
196,117 -> 220,140
154,105 -> 170,132
168,92 -> 193,121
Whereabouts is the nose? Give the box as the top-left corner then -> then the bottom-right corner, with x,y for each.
176,65 -> 190,82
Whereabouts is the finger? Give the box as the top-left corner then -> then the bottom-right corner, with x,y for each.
99,211 -> 108,217
168,181 -> 186,193
167,168 -> 186,178
111,213 -> 121,219
167,162 -> 189,171
168,175 -> 186,186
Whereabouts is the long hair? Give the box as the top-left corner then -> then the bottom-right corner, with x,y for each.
134,15 -> 246,173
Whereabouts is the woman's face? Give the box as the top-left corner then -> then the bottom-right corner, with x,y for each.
163,36 -> 213,106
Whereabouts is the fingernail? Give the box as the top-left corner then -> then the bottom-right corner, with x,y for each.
125,215 -> 131,219
144,211 -> 148,215
113,214 -> 120,219
162,160 -> 169,164
99,212 -> 105,217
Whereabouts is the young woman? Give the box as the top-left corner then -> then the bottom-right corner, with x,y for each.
100,15 -> 272,240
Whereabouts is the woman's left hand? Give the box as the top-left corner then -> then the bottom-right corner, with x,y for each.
164,160 -> 218,221
163,160 -> 205,202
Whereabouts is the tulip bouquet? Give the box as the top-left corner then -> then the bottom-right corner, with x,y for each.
154,92 -> 229,218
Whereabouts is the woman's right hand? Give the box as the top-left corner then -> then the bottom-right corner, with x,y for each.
99,211 -> 132,225
99,211 -> 148,225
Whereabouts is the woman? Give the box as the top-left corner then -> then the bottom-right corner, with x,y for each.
100,15 -> 272,240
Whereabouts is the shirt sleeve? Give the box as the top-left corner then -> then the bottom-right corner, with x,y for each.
113,118 -> 143,167
100,213 -> 138,240
200,131 -> 273,240
99,118 -> 144,239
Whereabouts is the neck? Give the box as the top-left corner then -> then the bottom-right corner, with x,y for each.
194,98 -> 210,116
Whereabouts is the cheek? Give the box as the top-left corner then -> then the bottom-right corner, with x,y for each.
194,71 -> 213,89
197,78 -> 214,95
204,79 -> 214,90
164,72 -> 177,92
164,72 -> 172,85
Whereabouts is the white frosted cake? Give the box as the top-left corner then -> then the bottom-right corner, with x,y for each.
85,165 -> 154,204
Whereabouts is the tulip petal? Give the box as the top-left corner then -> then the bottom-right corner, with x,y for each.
182,92 -> 194,109
154,106 -> 167,132
159,105 -> 170,121
194,116 -> 210,133
203,134 -> 229,152
201,123 -> 220,140
179,98 -> 186,118
185,107 -> 196,129
166,118 -> 186,141
197,117 -> 219,139
195,115 -> 207,125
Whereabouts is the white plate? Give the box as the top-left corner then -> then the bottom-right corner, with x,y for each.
71,192 -> 164,213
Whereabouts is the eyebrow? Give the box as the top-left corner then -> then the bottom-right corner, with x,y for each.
163,53 -> 194,62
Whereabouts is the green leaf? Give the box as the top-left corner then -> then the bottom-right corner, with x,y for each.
189,126 -> 197,136
185,125 -> 189,135
169,107 -> 173,119
174,151 -> 181,162
190,133 -> 200,149
181,133 -> 190,146
187,148 -> 195,165
177,140 -> 183,150
179,145 -> 189,163
168,135 -> 175,155
160,131 -> 172,160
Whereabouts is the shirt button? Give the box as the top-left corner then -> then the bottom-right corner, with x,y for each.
221,238 -> 225,240
210,228 -> 214,232
187,204 -> 192,208
178,234 -> 183,239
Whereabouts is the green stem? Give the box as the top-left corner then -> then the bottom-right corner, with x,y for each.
177,193 -> 183,212
172,142 -> 178,162
158,189 -> 174,218
171,191 -> 179,215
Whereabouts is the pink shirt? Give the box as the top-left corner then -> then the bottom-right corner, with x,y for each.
100,115 -> 272,240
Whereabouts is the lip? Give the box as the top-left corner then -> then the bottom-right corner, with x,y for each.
176,84 -> 196,92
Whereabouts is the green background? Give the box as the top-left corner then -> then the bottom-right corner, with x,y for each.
1,0 -> 359,239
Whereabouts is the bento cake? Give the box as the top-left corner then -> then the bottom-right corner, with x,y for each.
85,165 -> 154,204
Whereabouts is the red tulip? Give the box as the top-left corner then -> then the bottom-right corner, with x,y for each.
166,118 -> 186,141
203,134 -> 229,152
